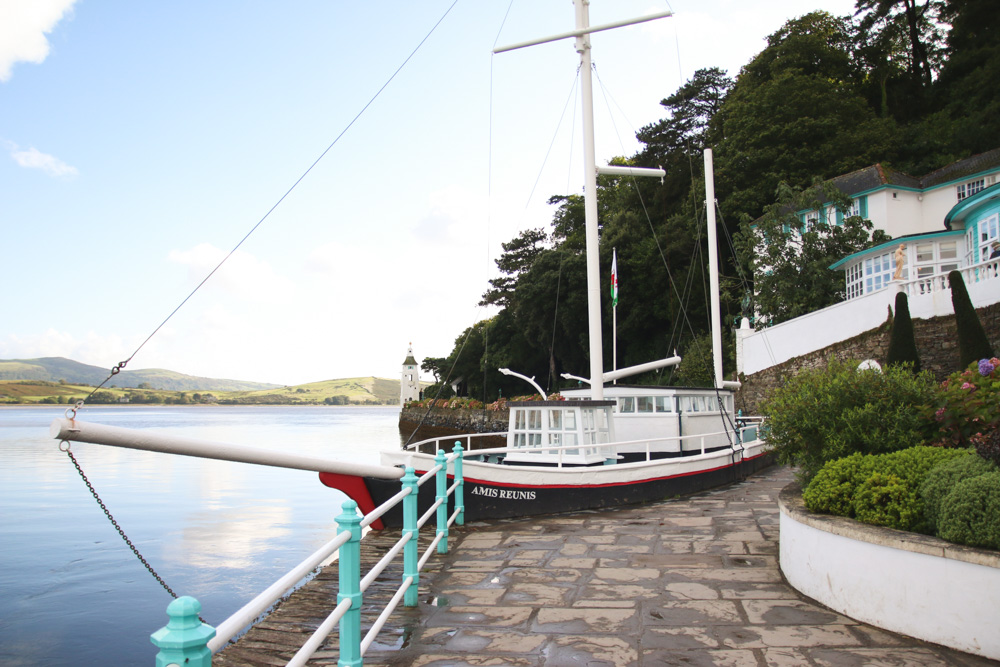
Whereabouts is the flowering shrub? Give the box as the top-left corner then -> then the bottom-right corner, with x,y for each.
405,394 -> 560,411
924,358 -> 1000,449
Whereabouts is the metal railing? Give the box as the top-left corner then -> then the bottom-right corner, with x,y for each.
50,418 -> 467,667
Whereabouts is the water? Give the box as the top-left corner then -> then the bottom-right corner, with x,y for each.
0,405 -> 402,666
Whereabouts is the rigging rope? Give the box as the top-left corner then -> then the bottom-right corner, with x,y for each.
80,0 -> 462,408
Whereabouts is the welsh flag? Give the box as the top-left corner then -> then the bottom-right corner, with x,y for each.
610,249 -> 619,308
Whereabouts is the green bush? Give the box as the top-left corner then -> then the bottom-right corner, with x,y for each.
937,472 -> 1000,550
920,451 -> 995,533
761,358 -> 938,483
804,446 -> 967,532
803,453 -> 874,516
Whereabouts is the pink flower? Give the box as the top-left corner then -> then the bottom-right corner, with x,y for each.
961,382 -> 973,389
935,407 -> 945,422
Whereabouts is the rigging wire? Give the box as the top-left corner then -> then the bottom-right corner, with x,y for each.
80,0 -> 462,407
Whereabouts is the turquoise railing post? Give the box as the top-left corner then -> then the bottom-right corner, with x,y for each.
402,466 -> 419,607
336,500 -> 363,667
452,441 -> 464,526
435,449 -> 448,553
150,596 -> 216,667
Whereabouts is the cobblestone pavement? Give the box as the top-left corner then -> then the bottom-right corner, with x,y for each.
359,466 -> 996,667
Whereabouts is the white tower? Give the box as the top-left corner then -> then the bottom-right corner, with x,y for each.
400,343 -> 420,406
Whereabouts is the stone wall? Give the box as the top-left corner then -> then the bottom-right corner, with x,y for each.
735,302 -> 1000,415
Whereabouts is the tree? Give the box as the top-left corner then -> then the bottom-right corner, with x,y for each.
886,291 -> 921,372
736,182 -> 890,327
479,228 -> 548,308
854,0 -> 943,89
948,270 -> 994,369
420,357 -> 447,383
715,12 -> 898,221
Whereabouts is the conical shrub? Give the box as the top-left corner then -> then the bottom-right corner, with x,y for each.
886,291 -> 921,373
948,270 -> 994,369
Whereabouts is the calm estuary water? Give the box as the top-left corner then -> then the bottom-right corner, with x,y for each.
0,405 -> 401,666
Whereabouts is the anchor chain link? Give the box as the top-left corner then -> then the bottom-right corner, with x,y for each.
61,442 -> 207,621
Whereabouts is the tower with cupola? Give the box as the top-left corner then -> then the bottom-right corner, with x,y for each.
400,343 -> 420,406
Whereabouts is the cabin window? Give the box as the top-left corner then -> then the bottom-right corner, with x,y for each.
618,397 -> 635,413
549,410 -> 562,430
655,396 -> 673,412
528,409 -> 541,430
637,396 -> 654,413
940,241 -> 957,260
915,243 -> 933,263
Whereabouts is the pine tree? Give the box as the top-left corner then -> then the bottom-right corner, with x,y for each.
948,271 -> 995,369
886,291 -> 921,373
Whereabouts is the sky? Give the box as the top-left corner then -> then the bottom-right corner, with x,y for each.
1,0 -> 858,386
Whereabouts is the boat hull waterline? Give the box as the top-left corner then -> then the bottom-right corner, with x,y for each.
320,442 -> 772,529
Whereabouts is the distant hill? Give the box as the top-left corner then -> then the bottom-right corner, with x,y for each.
220,377 -> 402,405
0,357 -> 281,392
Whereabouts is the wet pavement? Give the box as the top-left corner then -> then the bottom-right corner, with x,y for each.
216,466 -> 996,666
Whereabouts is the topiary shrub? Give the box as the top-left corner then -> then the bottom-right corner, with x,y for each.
803,453 -> 874,516
850,447 -> 968,532
977,428 -> 1000,466
948,270 -> 995,369
853,472 -> 919,530
803,446 -> 968,532
762,359 -> 938,483
886,291 -> 921,373
920,451 -> 995,534
936,472 -> 1000,550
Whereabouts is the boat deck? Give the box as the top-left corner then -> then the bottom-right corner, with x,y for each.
213,466 -> 990,666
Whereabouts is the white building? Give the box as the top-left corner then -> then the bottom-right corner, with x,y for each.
738,148 -> 1000,376
400,343 -> 421,406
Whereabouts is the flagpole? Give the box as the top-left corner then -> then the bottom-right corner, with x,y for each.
611,248 -> 618,383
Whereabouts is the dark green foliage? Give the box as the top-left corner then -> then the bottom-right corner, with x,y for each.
886,291 -> 921,372
937,472 -> 1000,549
948,271 -> 995,369
976,428 -> 1000,467
761,358 -> 938,483
804,446 -> 967,532
920,451 -> 994,533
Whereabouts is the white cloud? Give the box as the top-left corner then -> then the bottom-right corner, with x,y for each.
167,243 -> 295,302
0,0 -> 77,82
7,143 -> 78,177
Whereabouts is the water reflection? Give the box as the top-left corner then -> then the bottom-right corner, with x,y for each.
0,405 -> 400,666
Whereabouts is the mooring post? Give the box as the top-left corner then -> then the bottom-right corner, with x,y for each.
336,500 -> 363,667
452,442 -> 464,526
402,466 -> 419,607
150,596 -> 216,667
435,449 -> 448,553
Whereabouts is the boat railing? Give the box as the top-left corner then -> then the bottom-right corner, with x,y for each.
405,430 -> 507,454
49,417 -> 468,666
403,422 -> 767,467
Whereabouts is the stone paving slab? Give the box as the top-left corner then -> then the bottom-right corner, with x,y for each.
217,466 -> 998,666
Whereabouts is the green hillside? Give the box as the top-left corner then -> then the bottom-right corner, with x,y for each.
0,376 -> 405,406
0,357 -> 281,392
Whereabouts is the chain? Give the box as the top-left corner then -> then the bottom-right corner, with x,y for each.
61,441 -> 208,622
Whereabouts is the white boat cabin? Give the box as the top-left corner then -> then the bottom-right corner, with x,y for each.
499,386 -> 738,466
503,400 -> 617,466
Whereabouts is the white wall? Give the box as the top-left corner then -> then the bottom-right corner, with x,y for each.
738,264 -> 1000,376
780,507 -> 1000,660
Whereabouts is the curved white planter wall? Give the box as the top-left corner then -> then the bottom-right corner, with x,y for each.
779,487 -> 1000,661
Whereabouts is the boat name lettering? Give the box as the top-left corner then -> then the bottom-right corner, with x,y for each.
470,485 -> 536,500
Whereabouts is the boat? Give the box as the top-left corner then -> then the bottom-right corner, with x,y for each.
319,2 -> 771,529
